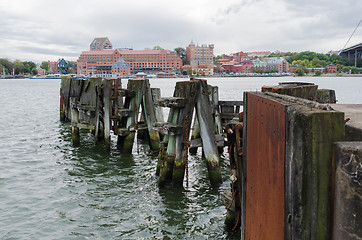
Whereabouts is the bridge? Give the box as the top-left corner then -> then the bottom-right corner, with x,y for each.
339,42 -> 362,66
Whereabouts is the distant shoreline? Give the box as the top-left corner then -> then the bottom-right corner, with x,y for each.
1,73 -> 362,80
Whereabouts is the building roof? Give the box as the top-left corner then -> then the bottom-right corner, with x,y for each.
112,58 -> 129,68
93,37 -> 108,45
117,49 -> 173,55
81,50 -> 116,55
264,57 -> 286,64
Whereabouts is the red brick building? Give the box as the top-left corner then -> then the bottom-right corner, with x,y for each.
325,64 -> 337,73
77,38 -> 182,76
186,40 -> 214,66
48,61 -> 58,74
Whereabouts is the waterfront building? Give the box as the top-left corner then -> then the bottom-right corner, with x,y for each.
117,49 -> 182,73
232,51 -> 250,62
77,38 -> 182,75
247,51 -> 271,58
264,57 -> 289,73
181,64 -> 213,76
325,64 -> 337,73
90,37 -> 113,51
289,65 -> 299,73
186,40 -> 214,66
57,58 -> 69,74
48,61 -> 57,74
111,58 -> 131,76
252,58 -> 267,71
37,66 -> 45,75
221,62 -> 253,74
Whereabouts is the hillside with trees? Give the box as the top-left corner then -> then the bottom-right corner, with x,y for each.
269,51 -> 362,75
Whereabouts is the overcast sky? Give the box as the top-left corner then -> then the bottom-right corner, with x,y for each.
0,0 -> 361,62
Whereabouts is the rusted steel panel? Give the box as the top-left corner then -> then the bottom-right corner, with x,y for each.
245,92 -> 286,240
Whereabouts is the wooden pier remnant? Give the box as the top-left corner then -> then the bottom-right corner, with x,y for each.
60,77 -> 161,151
156,79 -> 224,187
116,79 -> 160,153
60,76 -> 246,188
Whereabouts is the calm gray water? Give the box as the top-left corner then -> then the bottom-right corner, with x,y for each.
0,77 -> 361,239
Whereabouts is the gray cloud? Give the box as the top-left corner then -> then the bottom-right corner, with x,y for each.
0,0 -> 361,61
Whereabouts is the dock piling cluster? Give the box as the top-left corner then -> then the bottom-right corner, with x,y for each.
60,77 -> 242,187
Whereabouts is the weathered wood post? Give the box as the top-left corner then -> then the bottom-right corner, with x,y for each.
142,80 -> 161,151
172,81 -> 199,187
103,79 -> 111,147
212,86 -> 223,137
60,76 -> 72,121
117,79 -> 144,153
70,97 -> 80,146
117,79 -> 160,153
60,90 -> 65,121
151,88 -> 164,123
195,79 -> 222,186
158,107 -> 179,186
189,114 -> 200,154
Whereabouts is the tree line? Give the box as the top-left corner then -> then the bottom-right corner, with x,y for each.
0,58 -> 39,75
269,51 -> 362,71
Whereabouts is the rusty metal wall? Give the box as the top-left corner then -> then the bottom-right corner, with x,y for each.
245,92 -> 286,240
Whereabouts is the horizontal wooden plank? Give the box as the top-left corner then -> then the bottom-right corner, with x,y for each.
219,101 -> 243,106
116,128 -> 130,136
118,89 -> 136,97
156,97 -> 187,108
189,134 -> 225,148
221,112 -> 239,118
75,123 -> 95,130
153,122 -> 183,135
77,103 -> 96,111
129,124 -> 148,131
117,109 -> 133,117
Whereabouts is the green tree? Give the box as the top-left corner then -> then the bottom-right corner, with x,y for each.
22,61 -> 36,74
31,68 -> 38,75
174,47 -> 187,65
315,70 -> 322,76
311,57 -> 322,67
152,46 -> 163,50
0,58 -> 14,73
40,61 -> 50,73
13,60 -> 25,74
295,68 -> 305,76
186,69 -> 192,76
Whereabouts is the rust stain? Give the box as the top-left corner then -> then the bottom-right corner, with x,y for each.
245,93 -> 286,240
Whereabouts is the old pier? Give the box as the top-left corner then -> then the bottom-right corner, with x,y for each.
60,77 -> 241,187
60,78 -> 361,239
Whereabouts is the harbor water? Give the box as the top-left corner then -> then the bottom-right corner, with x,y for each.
0,77 -> 361,239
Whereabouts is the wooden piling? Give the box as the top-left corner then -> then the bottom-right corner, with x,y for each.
195,80 -> 222,186
103,79 -> 111,147
142,81 -> 160,151
118,79 -> 144,153
172,81 -> 199,187
70,97 -> 80,146
158,107 -> 179,186
189,114 -> 200,154
151,88 -> 164,123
